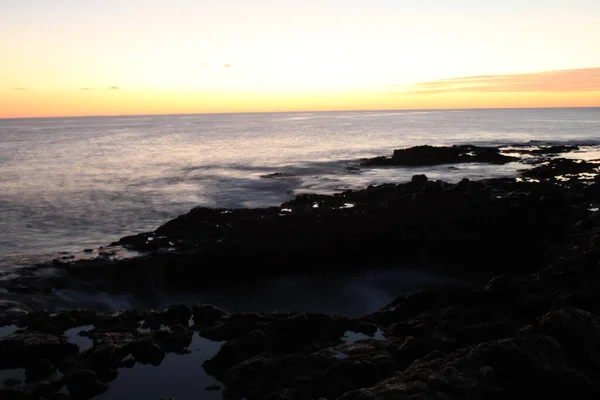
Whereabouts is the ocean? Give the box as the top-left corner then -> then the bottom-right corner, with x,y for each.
1,108 -> 600,270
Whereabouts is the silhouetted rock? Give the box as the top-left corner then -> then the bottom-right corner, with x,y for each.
192,303 -> 229,329
361,145 -> 519,166
523,158 -> 599,182
0,388 -> 35,400
0,333 -> 78,368
25,358 -> 55,382
65,369 -> 108,399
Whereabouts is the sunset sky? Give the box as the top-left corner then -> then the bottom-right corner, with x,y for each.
2,0 -> 600,118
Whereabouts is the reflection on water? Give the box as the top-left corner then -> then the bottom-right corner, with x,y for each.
0,325 -> 18,337
95,333 -> 223,400
65,325 -> 94,352
0,368 -> 25,385
0,325 -> 223,398
342,329 -> 386,345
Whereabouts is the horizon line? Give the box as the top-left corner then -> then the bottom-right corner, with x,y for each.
2,105 -> 600,121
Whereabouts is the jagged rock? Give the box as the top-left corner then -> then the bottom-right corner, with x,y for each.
129,340 -> 165,366
192,303 -> 229,329
153,326 -> 193,353
341,335 -> 595,399
0,389 -> 35,400
523,158 -> 598,181
161,304 -> 192,326
25,358 -> 55,382
219,340 -> 398,400
361,145 -> 519,166
42,393 -> 69,400
204,313 -> 347,377
76,342 -> 130,376
64,369 -> 108,399
533,308 -> 600,375
0,333 -> 78,368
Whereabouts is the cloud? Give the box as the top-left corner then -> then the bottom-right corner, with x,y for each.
80,87 -> 94,91
223,64 -> 232,68
396,67 -> 600,95
200,62 -> 208,67
109,86 -> 120,90
12,87 -> 28,91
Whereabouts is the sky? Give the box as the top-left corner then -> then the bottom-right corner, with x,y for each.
1,0 -> 600,117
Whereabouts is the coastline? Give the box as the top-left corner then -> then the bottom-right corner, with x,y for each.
1,143 -> 599,399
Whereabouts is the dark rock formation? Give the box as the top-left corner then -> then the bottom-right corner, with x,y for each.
0,333 -> 78,368
64,369 -> 108,399
361,145 -> 519,166
25,359 -> 55,382
523,158 -> 599,182
32,174 -> 588,302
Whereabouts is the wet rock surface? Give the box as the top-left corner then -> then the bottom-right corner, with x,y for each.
1,144 -> 600,399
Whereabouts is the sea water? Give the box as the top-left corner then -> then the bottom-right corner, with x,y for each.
1,108 -> 599,267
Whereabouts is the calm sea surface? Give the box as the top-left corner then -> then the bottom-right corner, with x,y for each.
1,108 -> 599,267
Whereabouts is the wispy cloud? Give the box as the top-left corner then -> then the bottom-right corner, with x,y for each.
80,87 -> 94,91
12,87 -> 28,91
223,63 -> 232,68
109,86 -> 120,90
396,68 -> 600,94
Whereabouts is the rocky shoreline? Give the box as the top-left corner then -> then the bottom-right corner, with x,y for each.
1,144 -> 600,399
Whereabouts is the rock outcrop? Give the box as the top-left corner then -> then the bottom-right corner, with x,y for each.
361,145 -> 519,166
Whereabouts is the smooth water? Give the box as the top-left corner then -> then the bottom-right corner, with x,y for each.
95,333 -> 223,400
1,108 -> 600,266
0,326 -> 222,399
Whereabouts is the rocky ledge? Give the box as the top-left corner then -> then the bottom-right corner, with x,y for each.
360,145 -> 518,166
360,143 -> 581,167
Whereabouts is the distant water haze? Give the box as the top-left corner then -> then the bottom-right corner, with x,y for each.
1,108 -> 600,267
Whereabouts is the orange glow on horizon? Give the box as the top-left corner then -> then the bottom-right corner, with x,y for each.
2,87 -> 599,119
3,2 -> 600,118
